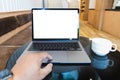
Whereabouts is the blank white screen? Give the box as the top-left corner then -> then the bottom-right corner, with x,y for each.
33,9 -> 79,39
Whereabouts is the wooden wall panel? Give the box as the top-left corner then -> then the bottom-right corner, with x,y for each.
88,9 -> 96,27
102,11 -> 120,38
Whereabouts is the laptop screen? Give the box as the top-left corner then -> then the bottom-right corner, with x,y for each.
32,8 -> 79,40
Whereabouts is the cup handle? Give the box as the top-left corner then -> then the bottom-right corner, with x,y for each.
110,43 -> 117,52
108,60 -> 114,67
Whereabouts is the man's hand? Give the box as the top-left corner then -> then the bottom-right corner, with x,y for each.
11,52 -> 53,80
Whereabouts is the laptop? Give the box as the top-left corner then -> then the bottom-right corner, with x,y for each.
19,8 -> 91,64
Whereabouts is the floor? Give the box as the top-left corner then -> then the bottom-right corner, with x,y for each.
0,21 -> 120,70
80,21 -> 120,51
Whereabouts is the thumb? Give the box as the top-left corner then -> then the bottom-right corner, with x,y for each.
40,63 -> 53,77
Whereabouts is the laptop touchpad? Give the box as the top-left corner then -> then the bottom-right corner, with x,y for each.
47,51 -> 68,63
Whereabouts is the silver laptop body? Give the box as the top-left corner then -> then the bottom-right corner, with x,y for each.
19,8 -> 91,64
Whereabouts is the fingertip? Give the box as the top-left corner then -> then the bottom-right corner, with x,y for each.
43,63 -> 53,72
48,63 -> 53,67
40,52 -> 53,60
48,54 -> 53,60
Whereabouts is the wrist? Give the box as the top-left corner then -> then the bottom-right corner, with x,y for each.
0,69 -> 13,80
8,76 -> 13,80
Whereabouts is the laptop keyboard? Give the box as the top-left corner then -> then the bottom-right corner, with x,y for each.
30,42 -> 82,51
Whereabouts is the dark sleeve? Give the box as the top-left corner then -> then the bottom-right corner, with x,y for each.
5,42 -> 29,70
0,69 -> 12,80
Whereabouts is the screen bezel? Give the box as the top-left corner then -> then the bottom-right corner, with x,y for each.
31,8 -> 80,41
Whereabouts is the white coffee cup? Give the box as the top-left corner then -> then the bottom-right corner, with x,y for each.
91,38 -> 117,56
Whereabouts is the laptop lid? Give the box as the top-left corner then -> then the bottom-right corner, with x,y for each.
32,8 -> 79,41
